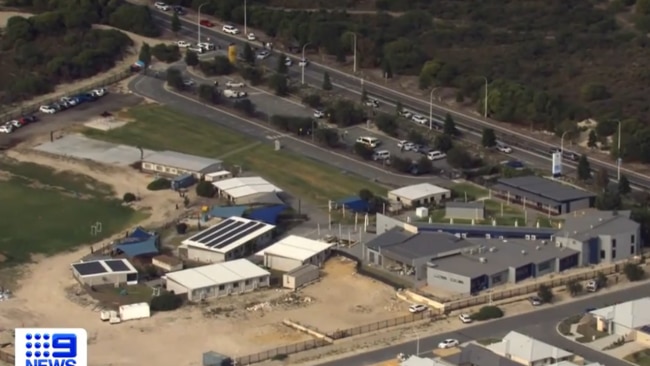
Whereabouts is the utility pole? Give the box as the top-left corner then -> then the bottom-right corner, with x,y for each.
198,2 -> 209,45
352,33 -> 357,73
481,76 -> 489,118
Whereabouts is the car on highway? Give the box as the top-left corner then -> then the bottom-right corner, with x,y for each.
39,105 -> 57,114
222,24 -> 240,34
183,79 -> 195,87
398,110 -> 413,119
173,6 -> 186,15
187,46 -> 204,54
247,33 -> 256,41
372,150 -> 391,161
154,2 -> 170,11
438,339 -> 459,349
226,80 -> 245,88
200,20 -> 215,27
223,89 -> 247,98
563,151 -> 579,161
529,296 -> 543,306
427,150 -> 446,161
256,50 -> 271,60
299,58 -> 309,67
364,98 -> 380,108
356,136 -> 380,148
502,160 -> 525,169
496,142 -> 512,153
408,304 -> 427,313
459,313 -> 473,323
177,40 -> 191,48
284,57 -> 293,67
313,109 -> 325,119
197,42 -> 215,51
412,114 -> 428,124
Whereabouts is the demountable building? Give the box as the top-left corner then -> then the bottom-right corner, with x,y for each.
118,302 -> 151,321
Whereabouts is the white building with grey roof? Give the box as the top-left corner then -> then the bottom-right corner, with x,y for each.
555,210 -> 640,265
487,331 -> 574,366
141,150 -> 223,179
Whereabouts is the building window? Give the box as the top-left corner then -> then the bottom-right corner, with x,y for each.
233,282 -> 239,288
538,261 -> 551,272
491,274 -> 502,283
611,250 -> 616,259
612,239 -> 617,248
632,235 -> 636,244
245,279 -> 251,285
600,250 -> 605,259
218,285 -> 225,291
631,246 -> 635,255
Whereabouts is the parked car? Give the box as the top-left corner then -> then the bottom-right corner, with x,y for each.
177,40 -> 191,48
39,105 -> 57,114
496,142 -> 512,153
183,79 -> 195,87
412,114 -> 429,124
459,313 -> 473,323
399,110 -> 413,119
91,88 -> 107,97
408,304 -> 428,313
256,50 -> 271,60
222,24 -> 240,34
586,280 -> 599,292
223,89 -> 247,98
173,6 -> 186,15
19,115 -> 37,124
372,150 -> 391,161
438,339 -> 459,349
226,80 -> 245,88
427,150 -> 446,161
200,20 -> 215,27
187,46 -> 204,54
0,123 -> 13,134
197,42 -> 215,51
397,140 -> 415,151
247,33 -> 256,41
154,2 -> 170,11
313,109 -> 325,119
356,136 -> 380,148
529,296 -> 543,306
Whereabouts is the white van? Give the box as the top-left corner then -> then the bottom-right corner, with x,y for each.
356,136 -> 380,148
372,150 -> 390,161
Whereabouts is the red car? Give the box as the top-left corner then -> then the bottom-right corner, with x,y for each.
200,20 -> 214,27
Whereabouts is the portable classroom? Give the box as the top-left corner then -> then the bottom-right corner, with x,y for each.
118,302 -> 151,321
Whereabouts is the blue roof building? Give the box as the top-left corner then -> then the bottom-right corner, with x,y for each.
338,196 -> 369,212
247,204 -> 287,225
209,205 -> 248,219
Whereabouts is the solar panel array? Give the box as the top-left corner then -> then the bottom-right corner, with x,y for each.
188,218 -> 269,249
105,259 -> 130,272
72,261 -> 108,276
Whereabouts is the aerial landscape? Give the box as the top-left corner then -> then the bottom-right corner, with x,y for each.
3,1 -> 650,366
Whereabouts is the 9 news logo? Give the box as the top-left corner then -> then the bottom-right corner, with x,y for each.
15,329 -> 87,366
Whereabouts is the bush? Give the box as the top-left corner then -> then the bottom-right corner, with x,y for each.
233,99 -> 256,116
624,263 -> 645,281
199,55 -> 233,76
151,43 -> 181,63
147,178 -> 170,191
353,143 -> 374,160
150,292 -> 183,311
471,306 -> 504,321
122,192 -> 136,203
176,222 -> 188,234
238,65 -> 264,85
196,181 -> 215,197
302,94 -> 322,108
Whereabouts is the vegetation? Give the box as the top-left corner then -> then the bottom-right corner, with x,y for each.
558,314 -> 582,336
471,306 -> 504,321
150,292 -> 183,311
481,128 -> 497,148
122,192 -> 136,203
152,44 -> 181,63
195,181 -> 215,198
537,284 -> 553,303
624,263 -> 645,281
0,11 -> 132,104
566,279 -> 583,297
147,178 -> 171,191
625,348 -> 650,366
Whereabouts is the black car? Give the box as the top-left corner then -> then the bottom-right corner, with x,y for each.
20,115 -> 37,124
173,6 -> 186,15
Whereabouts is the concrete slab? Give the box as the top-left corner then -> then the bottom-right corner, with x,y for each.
34,134 -> 156,166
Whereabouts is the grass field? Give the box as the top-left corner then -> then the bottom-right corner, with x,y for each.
0,158 -> 145,267
84,105 -> 387,203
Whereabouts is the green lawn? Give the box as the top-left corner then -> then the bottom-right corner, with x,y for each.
84,105 -> 386,203
476,338 -> 501,346
451,183 -> 489,200
0,160 -> 146,267
625,349 -> 650,366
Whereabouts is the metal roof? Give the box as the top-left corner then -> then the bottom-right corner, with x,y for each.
558,210 -> 639,241
165,259 -> 270,290
258,235 -> 333,261
487,331 -> 573,362
366,227 -> 413,250
416,223 -> 557,238
71,258 -> 137,277
286,264 -> 319,277
212,177 -> 282,198
183,217 -> 275,254
143,150 -> 222,173
380,231 -> 474,263
495,176 -> 595,203
445,343 -> 521,366
428,238 -> 579,278
389,183 -> 450,201
590,297 -> 650,329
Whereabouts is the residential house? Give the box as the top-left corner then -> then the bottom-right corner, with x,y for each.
590,298 -> 650,337
487,331 -> 574,366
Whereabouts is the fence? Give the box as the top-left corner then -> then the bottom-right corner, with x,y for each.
327,311 -> 435,340
445,264 -> 619,311
234,338 -> 329,365
0,67 -> 134,123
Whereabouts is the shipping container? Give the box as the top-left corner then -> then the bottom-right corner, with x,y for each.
171,173 -> 196,191
118,302 -> 151,321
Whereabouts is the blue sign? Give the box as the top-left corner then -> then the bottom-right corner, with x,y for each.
15,328 -> 87,366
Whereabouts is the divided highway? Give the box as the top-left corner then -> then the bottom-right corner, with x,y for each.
149,10 -> 650,190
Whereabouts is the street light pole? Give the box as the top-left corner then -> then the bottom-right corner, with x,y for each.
481,76 -> 489,119
301,43 -> 311,85
560,130 -> 569,153
414,330 -> 420,355
616,119 -> 622,181
198,2 -> 209,45
428,88 -> 436,130
244,0 -> 247,36
352,33 -> 357,73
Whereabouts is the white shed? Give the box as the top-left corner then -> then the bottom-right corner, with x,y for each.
259,235 -> 334,272
212,177 -> 284,204
283,264 -> 320,290
118,302 -> 151,321
388,183 -> 451,207
204,170 -> 233,182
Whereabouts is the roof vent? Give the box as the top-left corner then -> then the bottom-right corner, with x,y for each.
541,240 -> 547,245
556,242 -> 562,248
536,246 -> 541,250
503,239 -> 508,243
521,250 -> 527,255
573,230 -> 578,234
489,247 -> 497,252
479,257 -> 487,263
590,225 -> 594,229
598,218 -> 603,222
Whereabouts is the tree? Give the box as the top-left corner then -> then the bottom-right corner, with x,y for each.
595,189 -> 622,210
595,272 -> 608,289
566,280 -> 583,297
184,50 -> 199,67
171,11 -> 181,34
197,84 -> 220,104
595,167 -> 609,189
314,128 -> 339,147
123,192 -> 136,203
196,181 -> 215,197
577,154 -> 591,181
587,130 -> 598,148
443,113 -> 457,136
322,72 -> 332,90
166,68 -> 184,90
434,134 -> 454,153
537,284 -> 553,303
482,128 -> 497,148
375,113 -> 398,136
139,42 -> 151,67
619,174 -> 631,195
446,147 -> 473,169
624,263 -> 645,281
242,43 -> 255,65
150,292 -> 183,311
269,74 -> 289,96
277,53 -> 288,74
471,306 -> 504,321
396,101 -> 403,115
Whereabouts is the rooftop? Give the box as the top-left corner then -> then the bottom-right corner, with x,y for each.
367,228 -> 475,262
183,217 -> 275,253
445,343 -> 520,366
212,177 -> 282,198
258,235 -> 334,261
488,331 -> 573,362
428,238 -> 579,278
144,150 -> 222,173
153,254 -> 182,266
445,201 -> 485,209
402,356 -> 452,366
389,183 -> 451,201
495,176 -> 595,203
71,258 -> 137,277
415,222 -> 558,237
558,210 -> 639,241
590,297 -> 650,329
286,264 -> 319,277
165,259 -> 270,290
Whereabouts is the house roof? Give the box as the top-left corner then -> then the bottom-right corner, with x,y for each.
258,235 -> 333,261
429,239 -> 579,278
212,177 -> 282,198
590,297 -> 650,329
183,217 -> 275,254
208,205 -> 248,218
366,227 -> 413,250
165,259 -> 270,290
445,343 -> 520,366
558,210 -> 638,241
115,237 -> 159,257
494,176 -> 595,203
487,331 -> 573,362
389,183 -> 450,201
143,150 -> 222,173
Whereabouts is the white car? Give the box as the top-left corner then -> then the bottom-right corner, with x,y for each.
364,99 -> 380,108
187,46 -> 204,54
412,114 -> 429,124
154,2 -> 170,11
497,143 -> 512,153
91,88 -> 107,97
438,339 -> 459,349
459,313 -> 473,323
222,25 -> 240,35
177,40 -> 191,48
299,58 -> 309,67
399,110 -> 413,119
226,80 -> 245,88
0,124 -> 13,133
197,42 -> 215,51
39,105 -> 56,114
223,89 -> 247,98
284,57 -> 293,67
183,79 -> 195,87
313,110 -> 325,118
257,50 -> 271,60
427,150 -> 447,161
10,120 -> 22,129
247,33 -> 256,41
408,304 -> 427,313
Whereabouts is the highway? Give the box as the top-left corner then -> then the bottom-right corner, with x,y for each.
150,9 -> 650,189
315,282 -> 650,366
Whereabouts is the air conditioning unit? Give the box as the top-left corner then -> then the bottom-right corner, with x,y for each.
521,250 -> 527,255
489,247 -> 497,252
556,242 -> 562,248
531,235 -> 536,240
479,257 -> 487,263
536,246 -> 541,250
485,234 -> 491,239
525,235 -> 531,240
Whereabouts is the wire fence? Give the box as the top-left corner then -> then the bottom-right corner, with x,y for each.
234,339 -> 329,365
0,67 -> 134,123
327,311 -> 436,340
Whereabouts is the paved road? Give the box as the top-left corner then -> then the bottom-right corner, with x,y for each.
150,10 -> 650,189
316,282 -> 650,366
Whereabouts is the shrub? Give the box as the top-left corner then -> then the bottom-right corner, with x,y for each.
196,181 -> 215,197
122,192 -> 136,203
471,306 -> 504,321
176,223 -> 188,234
233,99 -> 256,116
302,94 -> 322,108
624,263 -> 645,281
150,292 -> 183,311
147,178 -> 170,191
151,43 -> 181,63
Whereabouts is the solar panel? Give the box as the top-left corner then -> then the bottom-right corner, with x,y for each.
208,221 -> 257,248
104,259 -> 130,272
202,221 -> 246,245
72,261 -> 107,276
212,222 -> 267,249
189,218 -> 238,242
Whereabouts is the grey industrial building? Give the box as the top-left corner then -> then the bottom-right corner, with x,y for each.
492,176 -> 596,215
141,150 -> 223,179
445,201 -> 485,221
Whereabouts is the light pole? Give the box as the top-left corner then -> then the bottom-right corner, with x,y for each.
414,329 -> 420,355
615,119 -> 622,181
301,43 -> 311,85
429,88 -> 439,130
481,76 -> 489,118
243,0 -> 248,36
352,33 -> 357,73
560,130 -> 569,153
198,2 -> 209,45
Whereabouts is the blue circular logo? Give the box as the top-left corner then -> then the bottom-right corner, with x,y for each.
25,334 -> 32,340
26,351 -> 32,357
43,334 -> 50,340
43,351 -> 50,357
34,334 -> 41,340
26,342 -> 32,349
43,342 -> 50,348
34,351 -> 41,358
